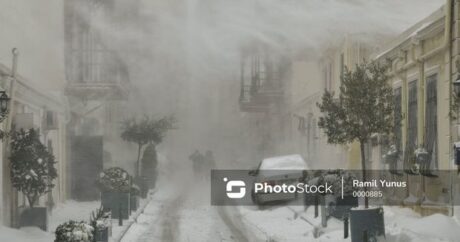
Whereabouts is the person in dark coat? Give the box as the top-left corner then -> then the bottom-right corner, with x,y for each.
189,150 -> 204,178
204,150 -> 216,180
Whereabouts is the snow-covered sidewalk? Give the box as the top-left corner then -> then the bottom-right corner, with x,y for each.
0,198 -> 150,242
238,205 -> 460,242
0,200 -> 99,242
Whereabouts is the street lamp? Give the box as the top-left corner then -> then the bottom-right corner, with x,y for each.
454,75 -> 460,97
0,91 -> 10,123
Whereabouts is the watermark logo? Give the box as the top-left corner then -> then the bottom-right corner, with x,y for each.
223,177 -> 246,199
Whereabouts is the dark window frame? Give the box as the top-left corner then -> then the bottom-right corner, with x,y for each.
423,74 -> 438,177
404,80 -> 418,174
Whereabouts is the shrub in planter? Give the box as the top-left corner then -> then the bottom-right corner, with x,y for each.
382,145 -> 404,175
141,143 -> 158,189
121,115 -> 175,178
90,206 -> 111,242
10,128 -> 57,231
54,220 -> 94,242
97,167 -> 130,193
97,167 -> 131,219
308,170 -> 358,220
382,145 -> 398,164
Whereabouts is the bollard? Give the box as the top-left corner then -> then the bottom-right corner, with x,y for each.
314,195 -> 319,218
118,204 -> 123,226
344,216 -> 349,239
321,201 -> 327,228
363,230 -> 368,242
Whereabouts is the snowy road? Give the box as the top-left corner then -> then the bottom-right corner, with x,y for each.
120,175 -> 257,242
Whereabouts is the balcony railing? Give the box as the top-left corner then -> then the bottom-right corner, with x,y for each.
238,58 -> 284,112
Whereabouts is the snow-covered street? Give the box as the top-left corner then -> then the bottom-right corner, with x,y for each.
120,175 -> 259,242
112,154 -> 460,242
118,174 -> 460,242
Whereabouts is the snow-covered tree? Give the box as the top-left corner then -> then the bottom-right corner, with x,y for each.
54,220 -> 94,242
121,115 -> 176,177
10,128 -> 57,208
97,167 -> 131,193
317,61 -> 394,208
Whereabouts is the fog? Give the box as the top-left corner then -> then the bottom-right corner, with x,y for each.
2,0 -> 445,169
92,0 -> 443,169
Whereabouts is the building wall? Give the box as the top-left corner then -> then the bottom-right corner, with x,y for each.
0,63 -> 67,226
287,35 -> 378,169
0,0 -> 67,226
371,4 -> 454,215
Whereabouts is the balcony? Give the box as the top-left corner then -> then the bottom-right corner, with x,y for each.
65,51 -> 130,100
238,54 -> 284,113
239,85 -> 269,112
65,79 -> 129,100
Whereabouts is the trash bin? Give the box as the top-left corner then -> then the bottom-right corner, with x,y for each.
350,207 -> 385,242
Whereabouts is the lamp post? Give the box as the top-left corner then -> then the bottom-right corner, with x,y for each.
0,91 -> 10,123
454,76 -> 460,97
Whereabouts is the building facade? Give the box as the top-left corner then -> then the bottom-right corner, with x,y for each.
371,3 -> 454,216
64,0 -> 133,200
0,55 -> 67,227
286,34 -> 381,169
0,0 -> 68,227
237,42 -> 292,164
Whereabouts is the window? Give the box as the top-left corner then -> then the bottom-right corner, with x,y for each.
311,117 -> 318,162
390,87 -> 403,174
340,53 -> 344,84
423,75 -> 438,176
46,111 -> 54,127
394,87 -> 402,152
323,62 -> 333,91
404,80 -> 418,173
48,140 -> 53,153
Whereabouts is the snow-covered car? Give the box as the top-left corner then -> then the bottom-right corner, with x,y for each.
249,154 -> 309,206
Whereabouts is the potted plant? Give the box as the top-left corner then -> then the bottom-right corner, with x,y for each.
97,167 -> 131,219
140,143 -> 158,192
10,128 -> 57,231
317,61 -> 391,241
383,145 -> 398,164
54,220 -> 93,242
121,115 -> 175,198
307,170 -> 357,227
322,170 -> 358,219
90,206 -> 111,242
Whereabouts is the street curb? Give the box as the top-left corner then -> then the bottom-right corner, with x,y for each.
233,207 -> 272,241
113,189 -> 156,242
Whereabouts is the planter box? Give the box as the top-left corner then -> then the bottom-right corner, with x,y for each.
350,207 -> 385,242
101,192 -> 130,220
130,195 -> 139,211
134,177 -> 148,198
95,227 -> 109,242
147,170 -> 158,189
327,195 -> 358,219
19,207 -> 48,231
